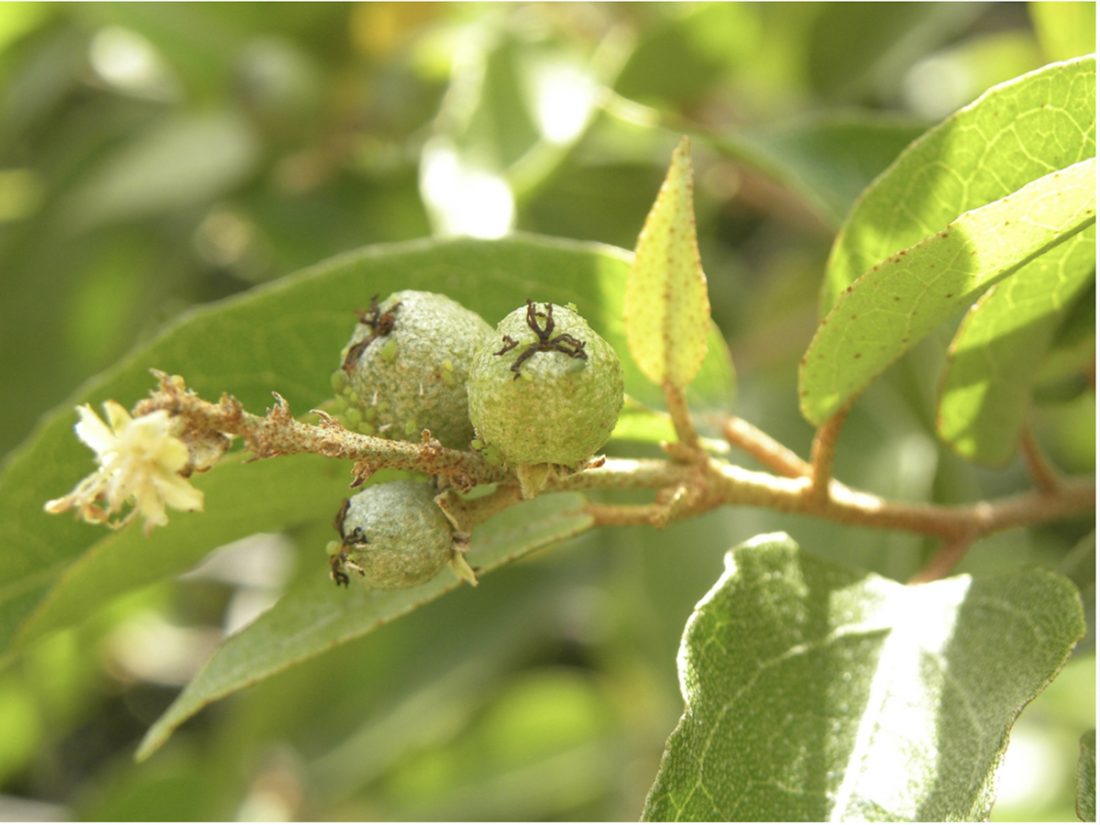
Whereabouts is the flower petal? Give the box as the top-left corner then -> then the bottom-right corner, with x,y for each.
156,474 -> 204,513
103,400 -> 133,433
74,405 -> 115,454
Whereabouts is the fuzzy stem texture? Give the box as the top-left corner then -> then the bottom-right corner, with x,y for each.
136,373 -> 1095,579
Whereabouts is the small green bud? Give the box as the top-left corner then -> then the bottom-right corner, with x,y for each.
468,300 -> 624,467
339,290 -> 494,449
333,480 -> 455,590
330,369 -> 349,394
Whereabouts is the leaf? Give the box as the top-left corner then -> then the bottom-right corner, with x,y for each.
804,3 -> 984,103
822,56 -> 1095,313
420,24 -> 603,234
799,159 -> 1096,426
13,454 -> 349,649
1034,281 -> 1096,400
624,136 -> 712,390
136,492 -> 593,760
1079,729 -> 1096,822
0,235 -> 736,655
937,226 -> 1095,465
1030,2 -> 1096,63
714,113 -> 927,227
60,110 -> 260,230
642,533 -> 1085,822
613,4 -> 758,106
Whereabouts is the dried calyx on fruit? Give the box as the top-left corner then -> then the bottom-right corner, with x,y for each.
331,290 -> 493,449
329,479 -> 459,590
468,300 -> 624,476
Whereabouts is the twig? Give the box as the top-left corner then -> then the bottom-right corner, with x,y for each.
908,535 -> 976,584
663,381 -> 700,451
130,374 -> 1095,553
722,415 -> 811,478
1020,424 -> 1062,495
807,406 -> 848,502
135,374 -> 508,491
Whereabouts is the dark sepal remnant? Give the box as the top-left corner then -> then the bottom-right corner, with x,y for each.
497,299 -> 587,380
342,295 -> 403,373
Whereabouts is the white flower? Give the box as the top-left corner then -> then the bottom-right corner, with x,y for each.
45,401 -> 203,534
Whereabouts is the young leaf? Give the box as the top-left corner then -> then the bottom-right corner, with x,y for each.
624,136 -> 712,390
643,533 -> 1085,821
0,235 -> 735,655
822,56 -> 1095,313
1079,729 -> 1096,822
937,226 -> 1095,465
135,492 -> 593,761
799,158 -> 1095,426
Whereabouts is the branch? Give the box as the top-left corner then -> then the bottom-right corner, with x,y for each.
908,535 -> 976,584
662,381 -> 700,450
807,406 -> 848,502
721,415 -> 811,478
1020,423 -> 1063,494
92,374 -> 1094,574
135,373 -> 508,491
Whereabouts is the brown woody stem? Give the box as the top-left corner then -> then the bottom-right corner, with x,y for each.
908,535 -> 977,584
808,406 -> 849,502
136,373 -> 1095,579
662,381 -> 700,451
1020,424 -> 1063,494
722,415 -> 811,478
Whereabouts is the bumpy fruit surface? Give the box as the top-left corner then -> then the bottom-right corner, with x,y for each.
333,290 -> 493,449
467,301 -> 624,466
334,480 -> 453,590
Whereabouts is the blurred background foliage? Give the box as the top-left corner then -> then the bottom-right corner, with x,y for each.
0,2 -> 1093,820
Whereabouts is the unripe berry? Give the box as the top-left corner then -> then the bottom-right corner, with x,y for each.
467,300 -> 624,467
334,290 -> 493,449
331,480 -> 454,590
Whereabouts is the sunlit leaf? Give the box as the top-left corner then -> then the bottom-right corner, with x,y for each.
136,492 -> 594,760
1030,2 -> 1096,63
624,137 -> 712,390
822,56 -> 1095,312
643,533 -> 1085,821
799,159 -> 1095,425
0,235 -> 735,655
937,227 -> 1095,465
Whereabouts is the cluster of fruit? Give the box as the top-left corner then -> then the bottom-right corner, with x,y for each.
326,290 -> 624,590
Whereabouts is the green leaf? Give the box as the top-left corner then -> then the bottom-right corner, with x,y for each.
714,113 -> 927,227
799,159 -> 1096,426
937,226 -> 1095,465
1030,2 -> 1096,63
613,5 -> 758,106
60,110 -> 260,231
13,454 -> 349,649
421,21 -> 605,233
1079,729 -> 1096,822
822,56 -> 1095,313
136,492 -> 593,760
0,235 -> 735,655
642,533 -> 1085,821
1034,281 -> 1096,402
624,136 -> 712,389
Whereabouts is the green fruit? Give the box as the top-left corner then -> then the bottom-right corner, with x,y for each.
332,480 -> 454,590
336,290 -> 493,449
467,300 -> 624,467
